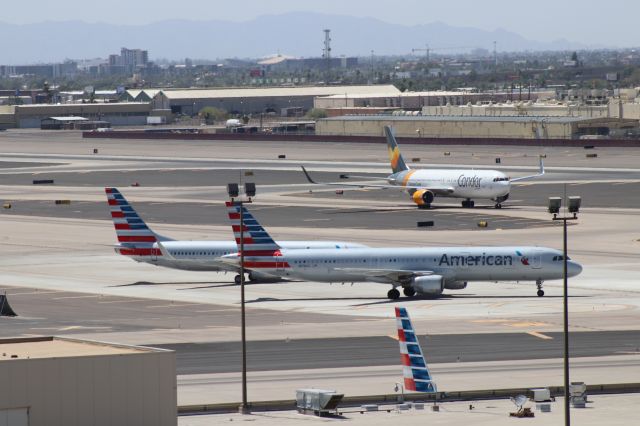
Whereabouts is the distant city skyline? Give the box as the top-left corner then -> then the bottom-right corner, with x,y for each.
1,0 -> 639,48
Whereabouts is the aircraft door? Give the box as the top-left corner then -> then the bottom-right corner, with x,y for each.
531,251 -> 542,269
275,250 -> 285,273
151,244 -> 158,262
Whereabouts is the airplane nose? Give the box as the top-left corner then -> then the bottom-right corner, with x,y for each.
568,261 -> 583,277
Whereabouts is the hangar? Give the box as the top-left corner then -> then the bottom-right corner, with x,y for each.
315,115 -> 640,140
0,336 -> 176,426
149,85 -> 400,116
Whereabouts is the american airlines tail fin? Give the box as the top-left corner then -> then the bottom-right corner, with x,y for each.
385,126 -> 410,174
395,307 -> 437,393
105,187 -> 171,257
225,201 -> 282,254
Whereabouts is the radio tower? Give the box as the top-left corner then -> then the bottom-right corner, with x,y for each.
322,29 -> 332,84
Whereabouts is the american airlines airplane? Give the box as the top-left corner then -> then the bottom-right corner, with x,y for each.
395,307 -> 436,393
105,187 -> 367,283
302,125 -> 545,209
223,202 -> 582,298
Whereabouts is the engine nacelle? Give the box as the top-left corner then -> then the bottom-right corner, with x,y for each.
444,281 -> 467,290
412,275 -> 444,295
411,189 -> 434,207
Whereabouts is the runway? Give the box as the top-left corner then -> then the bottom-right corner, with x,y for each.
1,130 -> 639,407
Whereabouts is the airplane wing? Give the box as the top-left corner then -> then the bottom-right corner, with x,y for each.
510,156 -> 545,182
301,166 -> 454,194
334,267 -> 435,284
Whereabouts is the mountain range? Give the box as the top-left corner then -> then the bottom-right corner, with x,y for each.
0,12 -> 587,64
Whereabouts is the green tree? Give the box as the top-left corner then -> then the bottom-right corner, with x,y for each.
305,108 -> 328,119
199,106 -> 228,124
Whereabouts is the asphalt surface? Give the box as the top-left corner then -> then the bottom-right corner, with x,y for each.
159,331 -> 640,375
0,200 -> 554,231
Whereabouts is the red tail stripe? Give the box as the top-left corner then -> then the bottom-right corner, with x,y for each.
404,378 -> 416,391
397,329 -> 406,342
240,250 -> 279,256
117,236 -> 156,242
118,248 -> 162,256
108,199 -> 120,206
111,211 -> 125,218
105,188 -> 114,194
231,225 -> 249,232
235,237 -> 254,244
114,224 -> 131,230
400,353 -> 411,366
228,212 -> 240,220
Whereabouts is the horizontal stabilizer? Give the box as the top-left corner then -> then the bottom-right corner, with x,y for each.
0,293 -> 17,317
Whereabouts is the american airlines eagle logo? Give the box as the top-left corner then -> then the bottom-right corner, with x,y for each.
516,250 -> 529,265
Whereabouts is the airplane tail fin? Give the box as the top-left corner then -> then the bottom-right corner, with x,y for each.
225,201 -> 281,258
395,306 -> 437,393
385,126 -> 410,174
105,187 -> 171,257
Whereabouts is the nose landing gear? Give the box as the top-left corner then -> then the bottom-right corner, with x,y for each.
461,199 -> 475,208
536,279 -> 544,297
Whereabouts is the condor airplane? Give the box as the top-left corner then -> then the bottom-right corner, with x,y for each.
302,125 -> 544,209
105,187 -> 367,283
223,202 -> 582,298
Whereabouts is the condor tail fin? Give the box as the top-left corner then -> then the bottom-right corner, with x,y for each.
385,126 -> 410,174
395,306 -> 437,393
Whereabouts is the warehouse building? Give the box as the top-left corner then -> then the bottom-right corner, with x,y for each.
316,115 -> 640,139
0,336 -> 176,426
314,90 -> 556,110
149,85 -> 400,116
11,102 -> 154,128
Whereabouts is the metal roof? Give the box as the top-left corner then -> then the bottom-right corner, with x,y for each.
322,115 -> 605,123
155,85 -> 400,100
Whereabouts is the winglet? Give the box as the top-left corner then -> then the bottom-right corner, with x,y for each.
395,306 -> 437,393
301,166 -> 319,184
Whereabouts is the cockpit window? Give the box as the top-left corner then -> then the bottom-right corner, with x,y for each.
493,176 -> 510,182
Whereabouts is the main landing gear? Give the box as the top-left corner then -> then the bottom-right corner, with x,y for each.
403,287 -> 416,297
536,279 -> 544,297
234,274 -> 243,285
494,203 -> 502,209
461,199 -> 475,208
387,288 -> 400,300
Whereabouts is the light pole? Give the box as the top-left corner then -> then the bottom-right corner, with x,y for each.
548,195 -> 581,426
227,182 -> 256,415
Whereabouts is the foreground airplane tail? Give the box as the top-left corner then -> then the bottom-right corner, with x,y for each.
105,187 -> 171,257
395,307 -> 437,393
385,126 -> 410,174
225,201 -> 287,270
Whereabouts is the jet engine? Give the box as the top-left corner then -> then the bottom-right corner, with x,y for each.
444,281 -> 467,290
411,189 -> 434,207
412,275 -> 444,295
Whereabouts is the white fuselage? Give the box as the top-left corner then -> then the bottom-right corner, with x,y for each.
235,246 -> 581,285
390,169 -> 511,200
120,240 -> 368,271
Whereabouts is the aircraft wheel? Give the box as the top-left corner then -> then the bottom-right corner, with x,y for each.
403,287 -> 416,297
469,200 -> 475,208
418,204 -> 431,209
234,274 -> 242,285
495,203 -> 502,209
248,272 -> 257,282
537,289 -> 545,297
387,288 -> 401,300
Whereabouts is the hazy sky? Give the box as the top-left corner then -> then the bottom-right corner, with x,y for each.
2,0 -> 638,47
